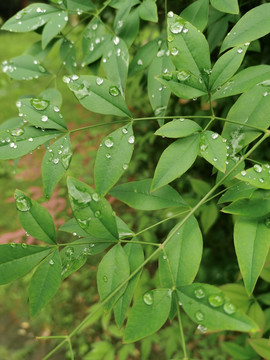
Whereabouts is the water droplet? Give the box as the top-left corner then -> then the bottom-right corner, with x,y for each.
65,247 -> 74,257
213,157 -> 217,162
49,259 -> 54,265
92,193 -> 99,202
104,137 -> 114,148
200,144 -> 208,152
16,101 -> 22,108
10,242 -> 16,248
137,59 -> 143,66
41,115 -> 48,122
157,49 -> 165,57
177,70 -> 190,81
96,77 -> 103,85
53,106 -> 60,112
208,294 -> 224,307
241,170 -> 247,176
237,48 -> 243,54
163,255 -> 167,260
170,22 -> 183,34
15,194 -> 32,212
122,128 -> 128,134
83,247 -> 92,256
254,164 -> 262,173
194,288 -> 205,299
53,158 -> 59,165
21,243 -> 27,249
167,11 -> 174,18
170,47 -> 179,56
195,311 -> 204,322
103,275 -> 108,282
123,163 -> 128,170
223,302 -> 236,314
143,292 -> 153,305
264,218 -> 270,228
259,178 -> 264,183
61,151 -> 72,170
106,153 -> 111,159
128,136 -> 135,144
95,210 -> 101,218
183,28 -> 188,34
109,86 -> 120,96
211,133 -> 218,140
197,324 -> 207,333
31,98 -> 49,111
163,72 -> 173,81
28,137 -> 33,142
38,65 -> 46,73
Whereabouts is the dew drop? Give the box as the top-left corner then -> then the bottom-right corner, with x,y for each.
96,77 -> 103,85
194,288 -> 205,299
223,302 -> 236,314
167,11 -> 174,18
254,164 -> 262,173
109,86 -> 120,96
170,22 -> 183,34
128,136 -> 135,144
21,243 -> 27,249
137,59 -> 143,66
53,158 -> 59,165
28,137 -> 33,142
92,193 -> 99,202
49,259 -> 54,265
170,47 -> 179,56
264,218 -> 270,228
15,194 -> 32,212
208,294 -> 224,307
10,242 -> 16,248
122,128 -> 128,134
195,311 -> 204,322
123,163 -> 128,170
143,292 -> 153,305
241,170 -> 247,176
259,178 -> 264,183
65,247 -> 74,257
177,70 -> 190,81
106,153 -> 111,159
53,106 -> 60,112
31,98 -> 49,111
104,137 -> 114,148
237,48 -> 243,54
197,324 -> 207,333
41,115 -> 48,122
211,133 -> 218,140
95,210 -> 101,218
103,275 -> 108,282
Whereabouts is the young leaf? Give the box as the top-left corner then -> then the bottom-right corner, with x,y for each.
129,40 -> 159,77
199,131 -> 227,172
147,44 -> 175,120
102,37 -> 129,94
59,39 -> 77,74
222,85 -> 270,155
0,127 -> 62,160
180,0 -> 209,32
94,123 -> 134,196
155,119 -> 202,138
212,65 -> 270,100
234,216 -> 270,295
29,250 -> 62,316
114,243 -> 144,327
64,75 -> 131,118
167,12 -> 211,86
152,134 -> 200,191
210,0 -> 239,15
159,216 -> 203,288
19,98 -> 67,130
15,190 -> 56,245
2,55 -> 49,80
235,164 -> 270,190
109,179 -> 188,210
177,283 -> 258,332
222,195 -> 270,217
67,177 -> 119,240
42,10 -> 68,49
138,0 -> 158,23
0,244 -> 51,285
156,71 -> 207,100
209,45 -> 248,92
42,135 -> 72,198
249,338 -> 270,359
2,4 -> 59,33
82,18 -> 110,65
97,244 -> 130,311
218,182 -> 256,204
124,289 -> 172,343
221,4 -> 270,52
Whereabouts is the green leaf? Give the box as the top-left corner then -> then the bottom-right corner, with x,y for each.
0,244 -> 51,285
152,134 -> 200,191
216,157 -> 245,186
249,338 -> 270,359
177,283 -> 258,332
190,178 -> 211,196
159,216 -> 203,288
42,10 -> 68,49
167,13 -> 211,87
65,75 -> 131,118
67,177 -> 119,240
157,71 -> 207,100
114,243 -> 144,327
218,182 -> 256,204
212,65 -> 270,100
82,18 -> 110,65
26,40 -> 56,61
109,179 -> 188,210
124,289 -> 171,343
147,44 -> 175,120
234,216 -> 270,295
201,202 -> 219,234
222,86 -> 270,156
221,342 -> 257,360
155,119 -> 202,138
102,37 -> 129,95
94,123 -> 134,196
29,250 -> 61,316
219,283 -> 250,312
42,135 -> 72,198
247,301 -> 265,334
210,0 -> 239,15
66,0 -> 95,12
2,4 -> 59,33
39,88 -> 62,108
114,9 -> 140,48
235,164 -> 270,190
138,0 -> 158,22
209,45 -> 247,91
199,131 -> 227,172
0,127 -> 62,160
19,98 -> 67,130
180,0 -> 209,32
222,194 -> 270,217
129,40 -> 159,77
0,117 -> 24,132
208,9 -> 229,53
59,39 -> 77,74
221,4 -> 270,52
97,244 -> 130,311
2,55 -> 49,80
15,190 -> 56,245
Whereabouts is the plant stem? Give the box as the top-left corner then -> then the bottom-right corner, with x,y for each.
119,239 -> 160,247
175,294 -> 188,359
69,119 -> 130,134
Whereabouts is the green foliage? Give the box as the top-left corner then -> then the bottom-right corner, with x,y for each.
0,0 -> 270,359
